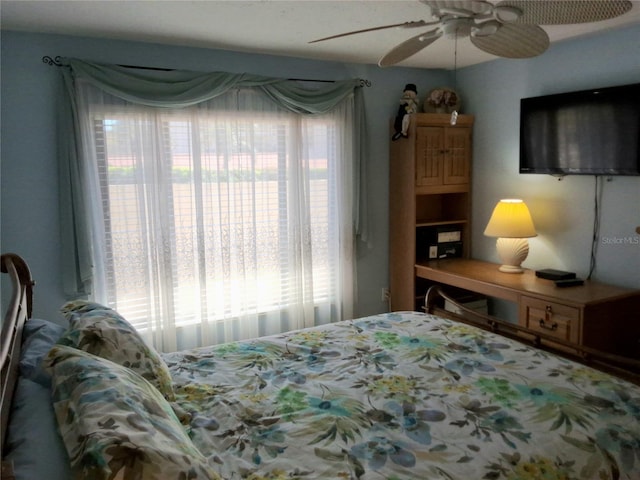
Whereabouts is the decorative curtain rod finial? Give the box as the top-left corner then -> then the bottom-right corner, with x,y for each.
42,55 -> 62,66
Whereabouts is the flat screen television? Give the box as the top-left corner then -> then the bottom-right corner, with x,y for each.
519,83 -> 640,176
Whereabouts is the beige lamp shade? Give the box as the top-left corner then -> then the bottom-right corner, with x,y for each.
484,199 -> 537,238
484,199 -> 537,273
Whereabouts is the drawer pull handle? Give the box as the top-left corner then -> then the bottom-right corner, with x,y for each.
539,319 -> 558,331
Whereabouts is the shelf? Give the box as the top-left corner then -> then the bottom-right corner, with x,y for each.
416,184 -> 469,195
416,192 -> 469,225
416,219 -> 468,228
389,114 -> 474,311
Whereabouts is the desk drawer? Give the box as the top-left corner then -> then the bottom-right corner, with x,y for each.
520,296 -> 580,343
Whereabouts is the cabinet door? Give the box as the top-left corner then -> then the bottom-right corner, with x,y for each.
416,126 -> 470,186
416,127 -> 444,186
443,127 -> 470,185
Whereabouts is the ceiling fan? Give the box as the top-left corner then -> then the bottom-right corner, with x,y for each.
309,0 -> 633,67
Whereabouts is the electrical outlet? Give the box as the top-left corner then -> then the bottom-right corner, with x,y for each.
381,287 -> 390,302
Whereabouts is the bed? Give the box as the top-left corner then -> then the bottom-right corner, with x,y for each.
2,252 -> 639,480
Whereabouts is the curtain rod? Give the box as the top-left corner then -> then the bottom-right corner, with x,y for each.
42,56 -> 371,87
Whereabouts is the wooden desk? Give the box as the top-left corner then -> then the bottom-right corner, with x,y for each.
415,258 -> 640,358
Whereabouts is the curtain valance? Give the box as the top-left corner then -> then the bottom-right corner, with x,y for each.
61,58 -> 364,113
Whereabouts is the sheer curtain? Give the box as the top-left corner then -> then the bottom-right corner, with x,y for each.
60,61 -> 364,351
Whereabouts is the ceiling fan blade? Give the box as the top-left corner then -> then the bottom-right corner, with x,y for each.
378,29 -> 443,67
471,23 -> 549,58
309,20 -> 438,44
496,0 -> 632,25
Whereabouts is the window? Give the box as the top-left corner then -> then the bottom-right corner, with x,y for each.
77,85 -> 355,351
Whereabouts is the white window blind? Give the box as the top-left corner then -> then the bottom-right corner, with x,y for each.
81,89 -> 354,351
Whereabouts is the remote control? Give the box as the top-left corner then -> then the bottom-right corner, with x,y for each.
555,278 -> 584,288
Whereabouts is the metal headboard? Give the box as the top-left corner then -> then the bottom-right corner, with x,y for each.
0,253 -> 34,456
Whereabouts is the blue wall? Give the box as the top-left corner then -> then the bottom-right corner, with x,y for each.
2,26 -> 639,324
461,25 -> 640,289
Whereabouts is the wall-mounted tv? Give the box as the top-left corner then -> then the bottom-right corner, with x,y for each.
519,83 -> 640,176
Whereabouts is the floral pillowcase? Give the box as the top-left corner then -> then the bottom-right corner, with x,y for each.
58,300 -> 174,401
44,345 -> 219,480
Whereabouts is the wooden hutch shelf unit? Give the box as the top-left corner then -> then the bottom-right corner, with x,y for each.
389,113 -> 474,311
416,258 -> 640,358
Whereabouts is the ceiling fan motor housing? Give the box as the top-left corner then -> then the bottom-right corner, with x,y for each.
441,17 -> 474,38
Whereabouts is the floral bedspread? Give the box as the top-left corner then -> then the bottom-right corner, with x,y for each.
163,312 -> 640,480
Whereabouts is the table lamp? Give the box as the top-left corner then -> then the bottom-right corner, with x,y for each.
484,199 -> 537,273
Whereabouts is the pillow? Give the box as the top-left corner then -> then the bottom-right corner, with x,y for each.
4,377 -> 72,480
58,300 -> 174,401
44,345 -> 219,480
19,318 -> 67,387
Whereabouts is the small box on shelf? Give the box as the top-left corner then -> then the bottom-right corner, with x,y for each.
422,225 -> 464,259
431,241 -> 463,259
437,226 -> 461,243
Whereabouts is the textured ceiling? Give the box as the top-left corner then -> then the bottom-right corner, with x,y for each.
2,0 -> 640,69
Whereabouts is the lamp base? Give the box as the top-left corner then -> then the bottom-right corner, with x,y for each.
496,237 -> 529,274
498,264 -> 525,274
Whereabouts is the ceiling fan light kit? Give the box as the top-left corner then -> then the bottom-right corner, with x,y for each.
309,0 -> 633,67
